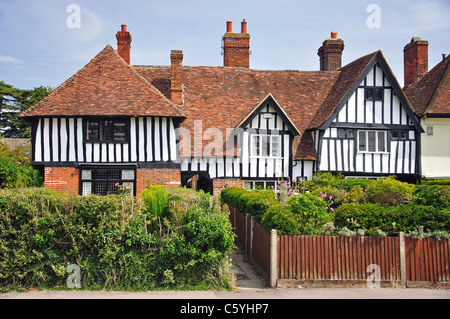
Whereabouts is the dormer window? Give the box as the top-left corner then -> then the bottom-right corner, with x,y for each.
365,87 -> 383,101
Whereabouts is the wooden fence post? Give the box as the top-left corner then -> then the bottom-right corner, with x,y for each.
399,232 -> 407,288
250,216 -> 254,262
270,229 -> 278,288
245,213 -> 249,258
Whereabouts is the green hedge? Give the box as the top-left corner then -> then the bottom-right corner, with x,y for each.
0,187 -> 234,292
334,202 -> 450,236
221,174 -> 450,238
220,186 -> 277,223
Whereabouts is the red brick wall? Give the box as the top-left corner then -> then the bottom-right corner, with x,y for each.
404,38 -> 428,87
318,38 -> 344,71
212,178 -> 243,196
136,168 -> 181,195
44,167 -> 79,194
223,21 -> 250,68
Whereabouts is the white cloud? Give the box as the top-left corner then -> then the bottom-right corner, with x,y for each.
0,55 -> 23,64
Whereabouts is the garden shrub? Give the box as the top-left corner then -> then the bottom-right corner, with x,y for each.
0,187 -> 234,291
288,192 -> 331,235
261,204 -> 300,235
365,176 -> 414,205
141,184 -> 169,218
334,202 -> 450,236
414,185 -> 450,210
0,141 -> 42,189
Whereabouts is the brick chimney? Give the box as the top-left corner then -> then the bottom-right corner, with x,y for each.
170,50 -> 183,105
222,20 -> 250,68
318,32 -> 344,71
116,25 -> 132,64
403,37 -> 428,87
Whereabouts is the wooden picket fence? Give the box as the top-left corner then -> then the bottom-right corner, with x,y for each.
228,207 -> 450,288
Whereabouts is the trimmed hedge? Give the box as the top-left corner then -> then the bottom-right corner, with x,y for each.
334,202 -> 450,236
221,174 -> 450,238
0,187 -> 234,291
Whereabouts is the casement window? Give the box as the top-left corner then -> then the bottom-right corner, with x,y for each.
337,128 -> 355,139
364,87 -> 384,101
251,134 -> 281,158
85,119 -> 128,142
244,180 -> 277,190
391,130 -> 408,140
80,167 -> 135,196
358,130 -> 387,153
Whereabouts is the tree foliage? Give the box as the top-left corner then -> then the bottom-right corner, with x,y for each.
0,81 -> 52,138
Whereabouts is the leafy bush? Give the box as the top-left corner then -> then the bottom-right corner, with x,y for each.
222,186 -> 332,235
0,141 -> 42,188
365,176 -> 414,205
414,185 -> 450,210
288,192 -> 331,235
334,202 -> 450,236
420,179 -> 450,186
0,187 -> 234,291
261,204 -> 299,235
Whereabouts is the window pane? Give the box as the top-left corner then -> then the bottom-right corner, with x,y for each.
87,121 -> 99,140
114,122 -> 126,141
252,135 -> 260,157
358,131 -> 366,151
82,170 -> 92,179
271,136 -> 280,157
254,181 -> 265,189
368,131 -> 376,152
374,88 -> 383,100
82,182 -> 92,196
377,131 -> 386,152
121,170 -> 134,180
261,136 -> 270,157
243,181 -> 253,190
365,88 -> 373,100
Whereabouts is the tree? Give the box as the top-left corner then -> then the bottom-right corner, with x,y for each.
0,81 -> 52,138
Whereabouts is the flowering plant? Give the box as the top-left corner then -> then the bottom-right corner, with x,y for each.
115,182 -> 132,196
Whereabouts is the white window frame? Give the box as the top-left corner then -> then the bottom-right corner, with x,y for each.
357,130 -> 387,154
250,134 -> 281,158
243,180 -> 277,190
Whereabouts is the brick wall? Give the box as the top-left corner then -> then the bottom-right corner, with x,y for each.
404,38 -> 428,87
136,168 -> 181,195
44,167 -> 79,194
212,178 -> 243,196
223,21 -> 250,68
318,37 -> 344,71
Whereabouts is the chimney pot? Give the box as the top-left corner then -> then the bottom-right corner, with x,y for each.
331,32 -> 337,39
121,24 -> 127,32
241,19 -> 247,33
226,21 -> 232,33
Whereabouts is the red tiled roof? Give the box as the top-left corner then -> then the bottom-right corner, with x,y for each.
307,51 -> 379,129
404,54 -> 450,116
20,45 -> 184,118
135,65 -> 339,159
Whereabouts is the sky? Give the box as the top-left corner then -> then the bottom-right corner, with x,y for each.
0,0 -> 449,90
